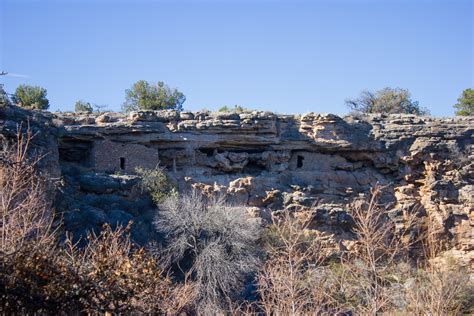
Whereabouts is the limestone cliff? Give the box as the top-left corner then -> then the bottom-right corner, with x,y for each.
1,106 -> 472,267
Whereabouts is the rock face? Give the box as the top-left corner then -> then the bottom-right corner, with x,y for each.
1,106 -> 473,267
0,106 -> 61,179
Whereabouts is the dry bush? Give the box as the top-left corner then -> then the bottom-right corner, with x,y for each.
256,211 -> 342,315
336,185 -> 419,314
245,186 -> 473,315
403,263 -> 473,315
418,212 -> 449,264
336,185 -> 474,314
59,224 -> 194,314
0,126 -> 60,312
155,190 -> 262,313
403,209 -> 473,314
2,223 -> 193,313
0,126 -> 54,256
0,128 -> 193,313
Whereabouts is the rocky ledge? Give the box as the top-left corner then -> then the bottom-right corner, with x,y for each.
1,106 -> 473,268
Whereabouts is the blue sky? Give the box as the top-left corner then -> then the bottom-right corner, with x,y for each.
1,0 -> 472,116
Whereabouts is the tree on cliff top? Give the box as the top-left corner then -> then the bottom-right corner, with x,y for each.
122,80 -> 186,113
12,84 -> 50,110
0,71 -> 10,107
0,86 -> 10,107
453,88 -> 474,116
346,87 -> 429,115
74,100 -> 93,113
218,105 -> 253,113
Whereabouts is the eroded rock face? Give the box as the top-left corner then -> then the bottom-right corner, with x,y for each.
1,106 -> 473,267
0,106 -> 61,179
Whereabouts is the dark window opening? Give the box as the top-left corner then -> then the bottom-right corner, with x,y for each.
120,157 -> 126,170
297,155 -> 304,168
242,160 -> 266,176
58,139 -> 93,165
199,148 -> 216,157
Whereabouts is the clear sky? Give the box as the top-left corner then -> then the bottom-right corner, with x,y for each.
1,0 -> 472,116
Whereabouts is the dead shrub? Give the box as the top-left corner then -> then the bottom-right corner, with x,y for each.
336,185 -> 418,314
0,128 -> 193,313
419,211 -> 449,264
256,211 -> 342,315
405,211 -> 473,314
0,126 -> 60,312
0,125 -> 55,257
59,224 -> 194,314
403,262 -> 473,315
155,190 -> 262,313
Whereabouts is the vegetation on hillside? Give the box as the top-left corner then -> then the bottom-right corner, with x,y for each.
0,72 -> 11,107
346,87 -> 429,115
1,76 -> 473,311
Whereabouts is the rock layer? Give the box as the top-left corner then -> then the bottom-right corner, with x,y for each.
1,106 -> 473,268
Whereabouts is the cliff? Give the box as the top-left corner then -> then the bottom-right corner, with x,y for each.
1,106 -> 473,266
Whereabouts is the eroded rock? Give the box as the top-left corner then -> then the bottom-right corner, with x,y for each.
1,106 -> 473,265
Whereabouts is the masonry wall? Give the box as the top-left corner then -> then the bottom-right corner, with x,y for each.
91,139 -> 159,173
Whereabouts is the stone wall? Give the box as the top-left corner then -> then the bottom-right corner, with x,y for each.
91,139 -> 159,173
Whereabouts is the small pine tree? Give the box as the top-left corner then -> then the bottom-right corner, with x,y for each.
74,100 -> 93,113
453,88 -> 474,116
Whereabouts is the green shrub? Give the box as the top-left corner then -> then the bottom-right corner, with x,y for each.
74,100 -> 93,113
0,85 -> 10,107
122,80 -> 185,113
12,84 -> 50,110
218,105 -> 252,113
135,166 -> 176,203
454,88 -> 474,116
